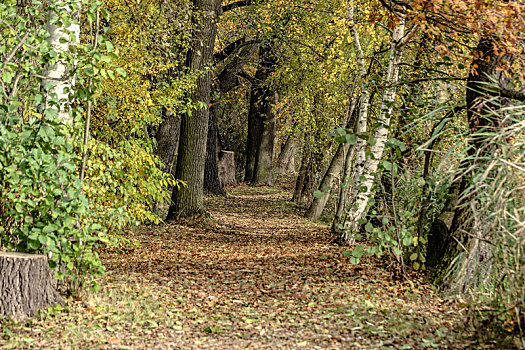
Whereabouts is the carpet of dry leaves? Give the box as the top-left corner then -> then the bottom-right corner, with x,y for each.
1,181 -> 484,349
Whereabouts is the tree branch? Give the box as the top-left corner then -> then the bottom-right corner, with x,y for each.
238,69 -> 255,84
496,86 -> 525,101
222,0 -> 254,13
214,37 -> 259,62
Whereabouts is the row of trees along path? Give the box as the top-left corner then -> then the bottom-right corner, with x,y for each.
98,181 -> 476,349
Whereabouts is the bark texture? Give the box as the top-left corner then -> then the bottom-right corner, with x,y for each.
292,147 -> 309,204
337,15 -> 406,244
167,0 -> 220,219
276,133 -> 298,174
251,90 -> 277,186
204,37 -> 258,194
218,150 -> 237,187
245,44 -> 277,183
154,108 -> 180,176
332,7 -> 371,234
204,103 -> 226,195
306,102 -> 357,221
0,252 -> 64,321
43,0 -> 80,125
429,37 -> 514,290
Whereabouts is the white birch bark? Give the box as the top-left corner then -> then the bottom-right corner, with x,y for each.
341,17 -> 407,237
43,0 -> 80,125
332,5 -> 371,234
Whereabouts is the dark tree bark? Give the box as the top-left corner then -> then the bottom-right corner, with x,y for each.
428,37 -> 517,289
0,252 -> 64,321
305,142 -> 345,220
245,99 -> 264,182
204,37 -> 258,194
204,103 -> 226,195
245,43 -> 278,184
167,0 -> 220,219
154,108 -> 180,176
252,90 -> 277,186
292,146 -> 309,204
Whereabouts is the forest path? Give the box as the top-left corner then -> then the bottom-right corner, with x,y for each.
101,181 -> 470,349
2,181 -> 473,349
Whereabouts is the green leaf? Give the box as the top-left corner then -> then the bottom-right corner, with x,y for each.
2,70 -> 13,84
409,253 -> 418,261
313,190 -> 324,199
345,134 -> 357,145
116,68 -> 127,77
352,245 -> 365,258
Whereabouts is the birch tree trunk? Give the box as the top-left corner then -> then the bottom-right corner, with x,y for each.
43,0 -> 80,125
332,5 -> 371,234
340,17 -> 406,242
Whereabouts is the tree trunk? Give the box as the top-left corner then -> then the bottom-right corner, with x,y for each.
276,132 -> 298,174
218,150 -> 236,187
245,100 -> 263,182
43,0 -> 80,125
204,37 -> 258,194
332,7 -> 372,236
251,89 -> 277,186
204,102 -> 226,195
154,108 -> 180,176
305,142 -> 345,221
428,36 -> 513,289
306,100 -> 357,221
0,252 -> 64,321
166,0 -> 219,219
338,16 -> 406,244
292,146 -> 309,204
245,43 -> 277,183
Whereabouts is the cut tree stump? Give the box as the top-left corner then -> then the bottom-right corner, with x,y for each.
0,252 -> 64,321
218,150 -> 237,187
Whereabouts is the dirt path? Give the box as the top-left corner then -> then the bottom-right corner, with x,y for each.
2,183 -> 473,349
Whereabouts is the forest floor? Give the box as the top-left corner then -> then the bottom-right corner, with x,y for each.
1,180 -> 489,349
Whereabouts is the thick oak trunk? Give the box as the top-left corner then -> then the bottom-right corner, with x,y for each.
245,44 -> 277,183
251,90 -> 277,186
167,0 -> 219,219
428,37 -> 513,289
204,37 -> 258,194
204,103 -> 226,195
0,252 -> 64,321
154,108 -> 180,177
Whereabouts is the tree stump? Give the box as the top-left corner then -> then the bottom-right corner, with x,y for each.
218,150 -> 237,187
0,252 -> 64,321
